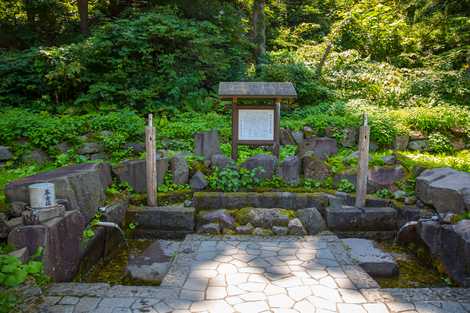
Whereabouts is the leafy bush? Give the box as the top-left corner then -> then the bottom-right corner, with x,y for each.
208,167 -> 263,192
337,179 -> 355,193
0,7 -> 250,113
428,133 -> 454,154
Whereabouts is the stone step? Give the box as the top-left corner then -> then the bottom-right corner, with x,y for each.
326,206 -> 397,231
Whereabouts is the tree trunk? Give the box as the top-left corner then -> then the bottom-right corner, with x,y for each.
252,0 -> 266,67
317,42 -> 332,77
78,0 -> 89,35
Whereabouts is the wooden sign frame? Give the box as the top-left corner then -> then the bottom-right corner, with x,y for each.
231,98 -> 281,160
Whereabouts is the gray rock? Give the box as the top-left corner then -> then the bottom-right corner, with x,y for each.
341,127 -> 357,148
190,171 -> 208,191
299,137 -> 337,160
211,154 -> 235,170
326,206 -> 397,231
394,135 -> 409,151
53,142 -> 72,154
194,130 -> 221,159
0,146 -> 13,161
10,201 -> 27,218
241,154 -> 278,180
280,128 -> 295,145
170,154 -> 189,184
21,149 -> 50,165
288,218 -> 307,235
342,238 -> 398,277
417,220 -> 470,287
253,227 -> 271,236
247,208 -> 290,228
416,168 -> 470,213
126,240 -> 180,282
291,131 -> 304,145
90,153 -> 107,160
302,151 -> 330,180
5,163 -> 112,222
77,142 -> 104,155
297,207 -> 326,235
408,140 -> 428,151
134,206 -> 195,234
8,210 -> 85,282
278,156 -> 300,185
102,200 -> 128,226
123,142 -> 145,153
368,166 -> 406,192
198,223 -> 220,234
236,224 -> 254,234
382,154 -> 397,165
0,213 -> 9,238
272,226 -> 288,235
112,158 -> 168,192
199,209 -> 235,229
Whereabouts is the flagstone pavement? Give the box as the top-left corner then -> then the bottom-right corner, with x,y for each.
40,234 -> 470,313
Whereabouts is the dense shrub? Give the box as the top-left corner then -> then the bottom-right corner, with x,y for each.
0,7 -> 250,113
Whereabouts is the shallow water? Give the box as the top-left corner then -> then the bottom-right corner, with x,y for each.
76,239 -> 160,286
373,240 -> 454,288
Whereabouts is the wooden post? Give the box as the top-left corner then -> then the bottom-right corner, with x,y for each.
273,98 -> 281,159
355,113 -> 370,208
231,97 -> 238,161
145,114 -> 157,206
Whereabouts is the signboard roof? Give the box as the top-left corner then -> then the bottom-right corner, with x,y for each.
218,82 -> 297,99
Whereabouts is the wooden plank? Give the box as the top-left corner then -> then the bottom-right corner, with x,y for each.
219,82 -> 297,98
355,113 -> 370,208
273,98 -> 281,159
146,114 -> 157,206
231,98 -> 238,160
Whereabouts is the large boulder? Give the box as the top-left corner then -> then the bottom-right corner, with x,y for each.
394,135 -> 409,151
416,168 -> 470,213
367,166 -> 406,192
326,206 -> 397,231
127,240 -> 180,282
0,146 -> 13,161
288,218 -> 307,235
199,209 -> 235,229
278,156 -> 301,185
134,206 -> 195,238
299,137 -> 338,160
77,142 -> 104,155
342,238 -> 398,277
170,154 -> 189,185
194,130 -> 221,160
246,208 -> 290,228
8,210 -> 85,282
190,171 -> 208,191
112,158 -> 169,193
302,151 -> 331,180
5,163 -> 112,221
417,220 -> 470,287
211,154 -> 235,170
341,127 -> 358,148
296,207 -> 326,235
408,140 -> 428,151
241,154 -> 278,180
21,149 -> 50,165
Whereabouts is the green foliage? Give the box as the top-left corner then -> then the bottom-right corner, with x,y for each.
0,7 -> 250,113
400,151 -> 470,173
337,179 -> 355,193
302,179 -> 322,190
0,248 -> 47,289
208,167 -> 262,192
375,188 -> 393,199
157,174 -> 190,193
82,212 -> 103,241
428,133 -> 454,154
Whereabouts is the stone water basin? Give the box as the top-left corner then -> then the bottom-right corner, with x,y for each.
75,239 -> 180,286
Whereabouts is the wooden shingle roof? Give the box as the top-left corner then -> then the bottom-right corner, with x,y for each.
218,82 -> 297,99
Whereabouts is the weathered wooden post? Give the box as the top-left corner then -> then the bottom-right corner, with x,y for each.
145,114 -> 157,206
355,113 -> 369,208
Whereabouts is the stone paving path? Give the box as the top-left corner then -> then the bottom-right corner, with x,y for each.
41,234 -> 470,313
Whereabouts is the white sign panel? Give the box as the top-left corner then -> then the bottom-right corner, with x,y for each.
238,109 -> 274,141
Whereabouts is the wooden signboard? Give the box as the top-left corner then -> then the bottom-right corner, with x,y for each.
219,82 -> 296,161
